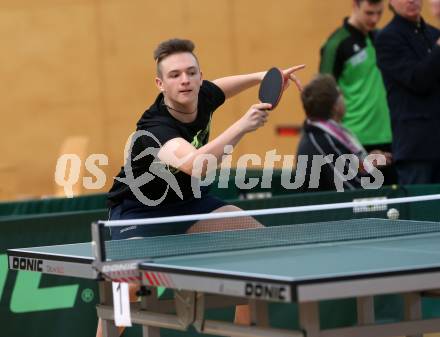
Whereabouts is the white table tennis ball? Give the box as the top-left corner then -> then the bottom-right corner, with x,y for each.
387,208 -> 400,220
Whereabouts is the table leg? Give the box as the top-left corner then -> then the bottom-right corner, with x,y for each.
357,296 -> 375,325
249,299 -> 269,327
404,292 -> 422,337
299,301 -> 320,337
99,281 -> 119,337
140,287 -> 160,337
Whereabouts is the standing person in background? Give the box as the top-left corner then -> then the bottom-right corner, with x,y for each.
376,0 -> 440,184
319,0 -> 396,185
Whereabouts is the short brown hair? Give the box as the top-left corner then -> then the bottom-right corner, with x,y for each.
301,74 -> 340,120
153,38 -> 198,76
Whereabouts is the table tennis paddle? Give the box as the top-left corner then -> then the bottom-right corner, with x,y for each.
258,67 -> 284,110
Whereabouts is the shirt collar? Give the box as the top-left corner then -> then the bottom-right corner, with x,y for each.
393,14 -> 427,31
343,17 -> 378,42
343,17 -> 367,39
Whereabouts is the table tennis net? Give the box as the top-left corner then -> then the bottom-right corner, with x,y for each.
103,218 -> 440,262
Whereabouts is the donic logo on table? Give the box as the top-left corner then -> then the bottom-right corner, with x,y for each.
245,282 -> 287,301
12,257 -> 43,272
115,130 -> 183,206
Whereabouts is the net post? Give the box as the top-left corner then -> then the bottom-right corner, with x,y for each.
91,221 -> 106,263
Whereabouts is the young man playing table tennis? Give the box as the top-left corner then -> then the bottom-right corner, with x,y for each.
99,38 -> 304,336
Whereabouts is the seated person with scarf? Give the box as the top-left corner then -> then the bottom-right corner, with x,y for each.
296,74 -> 392,192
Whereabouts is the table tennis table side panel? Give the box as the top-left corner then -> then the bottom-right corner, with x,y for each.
7,242 -> 98,279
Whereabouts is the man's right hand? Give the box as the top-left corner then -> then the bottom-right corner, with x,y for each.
238,103 -> 272,133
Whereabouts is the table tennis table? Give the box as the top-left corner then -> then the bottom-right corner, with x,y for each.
7,218 -> 440,337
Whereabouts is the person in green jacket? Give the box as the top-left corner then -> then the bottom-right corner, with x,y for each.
319,0 -> 396,184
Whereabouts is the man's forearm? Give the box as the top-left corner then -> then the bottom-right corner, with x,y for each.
213,72 -> 265,99
189,121 -> 246,177
196,120 -> 244,161
158,121 -> 246,177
